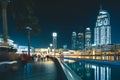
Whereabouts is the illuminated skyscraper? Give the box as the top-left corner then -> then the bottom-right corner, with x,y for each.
94,7 -> 111,46
71,32 -> 77,50
77,32 -> 84,50
52,32 -> 57,49
85,27 -> 91,50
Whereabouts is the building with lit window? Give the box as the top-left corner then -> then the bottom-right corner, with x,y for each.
77,32 -> 84,50
52,32 -> 57,49
94,8 -> 111,46
85,27 -> 91,50
16,46 -> 34,55
71,32 -> 77,50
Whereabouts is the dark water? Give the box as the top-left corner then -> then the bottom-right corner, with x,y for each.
0,60 -> 57,80
64,59 -> 120,80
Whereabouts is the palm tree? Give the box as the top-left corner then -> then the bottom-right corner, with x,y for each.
10,0 -> 40,57
0,0 -> 40,60
10,0 -> 40,34
0,0 -> 9,44
0,0 -> 40,43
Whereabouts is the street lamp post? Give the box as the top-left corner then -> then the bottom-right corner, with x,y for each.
26,26 -> 32,57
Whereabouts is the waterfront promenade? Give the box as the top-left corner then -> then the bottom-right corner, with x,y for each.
1,56 -> 120,80
0,58 -> 67,80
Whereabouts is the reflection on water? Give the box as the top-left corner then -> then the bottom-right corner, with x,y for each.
64,59 -> 120,80
24,63 -> 31,80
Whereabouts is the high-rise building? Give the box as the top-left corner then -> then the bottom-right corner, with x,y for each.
94,8 -> 111,46
71,32 -> 77,50
85,27 -> 91,50
52,32 -> 57,49
77,32 -> 84,50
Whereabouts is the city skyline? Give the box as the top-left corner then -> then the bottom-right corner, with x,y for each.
0,0 -> 120,48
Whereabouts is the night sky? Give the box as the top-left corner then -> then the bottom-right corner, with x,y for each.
0,0 -> 120,48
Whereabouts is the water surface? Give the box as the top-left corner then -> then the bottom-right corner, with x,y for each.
64,59 -> 120,80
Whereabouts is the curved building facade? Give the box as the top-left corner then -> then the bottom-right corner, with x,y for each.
94,8 -> 111,46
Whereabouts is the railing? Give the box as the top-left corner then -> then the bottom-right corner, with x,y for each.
57,58 -> 82,80
63,54 -> 120,61
0,61 -> 18,72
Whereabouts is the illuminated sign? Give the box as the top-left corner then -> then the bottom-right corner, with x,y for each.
98,15 -> 107,19
100,11 -> 107,14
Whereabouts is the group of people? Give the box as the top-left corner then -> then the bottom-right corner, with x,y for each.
33,54 -> 48,62
20,53 -> 49,66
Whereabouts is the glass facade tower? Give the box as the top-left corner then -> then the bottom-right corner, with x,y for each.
85,27 -> 91,50
71,32 -> 77,50
94,8 -> 111,46
52,32 -> 57,49
77,32 -> 84,50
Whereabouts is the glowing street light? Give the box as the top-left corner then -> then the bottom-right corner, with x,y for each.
50,43 -> 53,47
49,43 -> 53,52
26,26 -> 32,57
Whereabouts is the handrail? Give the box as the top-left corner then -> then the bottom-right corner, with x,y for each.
0,61 -> 17,65
57,58 -> 82,80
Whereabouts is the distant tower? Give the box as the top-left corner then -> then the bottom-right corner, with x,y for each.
77,32 -> 84,50
94,7 -> 111,45
85,27 -> 91,50
52,32 -> 57,49
71,32 -> 77,50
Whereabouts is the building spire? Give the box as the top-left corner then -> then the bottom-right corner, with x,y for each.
100,5 -> 102,11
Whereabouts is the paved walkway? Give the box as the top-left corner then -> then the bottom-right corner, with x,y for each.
0,59 -> 58,80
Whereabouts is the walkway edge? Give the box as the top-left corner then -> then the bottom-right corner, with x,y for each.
57,58 -> 82,80
64,58 -> 120,66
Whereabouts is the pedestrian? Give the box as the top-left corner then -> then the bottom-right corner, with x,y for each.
21,52 -> 28,66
